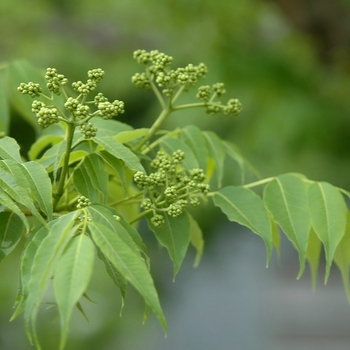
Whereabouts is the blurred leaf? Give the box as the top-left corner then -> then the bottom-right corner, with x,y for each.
309,181 -> 347,283
202,130 -> 226,189
73,165 -> 100,203
264,174 -> 311,278
147,211 -> 191,277
54,233 -> 95,350
189,214 -> 204,267
334,212 -> 350,303
0,71 -> 9,134
115,128 -> 149,144
306,228 -> 322,290
213,185 -> 272,264
0,212 -> 25,262
28,135 -> 64,161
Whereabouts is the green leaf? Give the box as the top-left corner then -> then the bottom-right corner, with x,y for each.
147,211 -> 191,276
306,228 -> 322,291
308,181 -> 347,283
28,134 -> 64,161
264,174 -> 311,278
87,204 -> 145,254
160,137 -> 199,170
270,214 -> 281,258
82,153 -> 108,200
88,221 -> 166,331
213,185 -> 272,264
0,159 -> 46,226
94,135 -> 145,172
334,212 -> 350,303
189,214 -> 204,267
0,190 -> 29,231
24,211 -> 80,346
54,233 -> 95,350
6,60 -> 43,134
0,72 -> 10,134
20,161 -> 53,220
0,136 -> 22,162
97,248 -> 127,309
223,141 -> 260,185
11,225 -> 50,321
0,212 -> 25,262
89,117 -> 132,137
180,125 -> 209,172
202,131 -> 226,188
98,151 -> 129,193
114,128 -> 149,144
73,163 -> 100,203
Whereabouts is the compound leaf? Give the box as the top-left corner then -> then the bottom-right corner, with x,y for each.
189,214 -> 204,267
309,181 -> 347,283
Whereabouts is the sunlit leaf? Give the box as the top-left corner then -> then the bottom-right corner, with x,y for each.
89,221 -> 166,331
114,128 -> 149,144
264,174 -> 311,278
309,181 -> 347,283
213,185 -> 272,264
54,233 -> 95,350
0,136 -> 22,162
147,211 -> 191,276
0,212 -> 25,262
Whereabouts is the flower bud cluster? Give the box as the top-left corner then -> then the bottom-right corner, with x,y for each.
18,82 -> 42,98
31,100 -> 59,127
45,68 -> 68,95
19,68 -> 125,136
196,83 -> 243,117
80,122 -> 98,139
76,195 -> 91,209
132,49 -> 207,97
134,149 -> 210,227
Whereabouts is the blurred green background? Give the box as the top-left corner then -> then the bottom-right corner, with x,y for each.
1,0 -> 350,349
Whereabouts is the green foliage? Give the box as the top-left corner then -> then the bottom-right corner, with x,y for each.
0,49 -> 350,349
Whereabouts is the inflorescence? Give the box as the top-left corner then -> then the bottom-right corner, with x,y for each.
131,49 -> 242,116
18,68 -> 124,137
134,149 -> 210,228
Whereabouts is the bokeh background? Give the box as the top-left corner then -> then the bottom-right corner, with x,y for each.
1,0 -> 350,349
